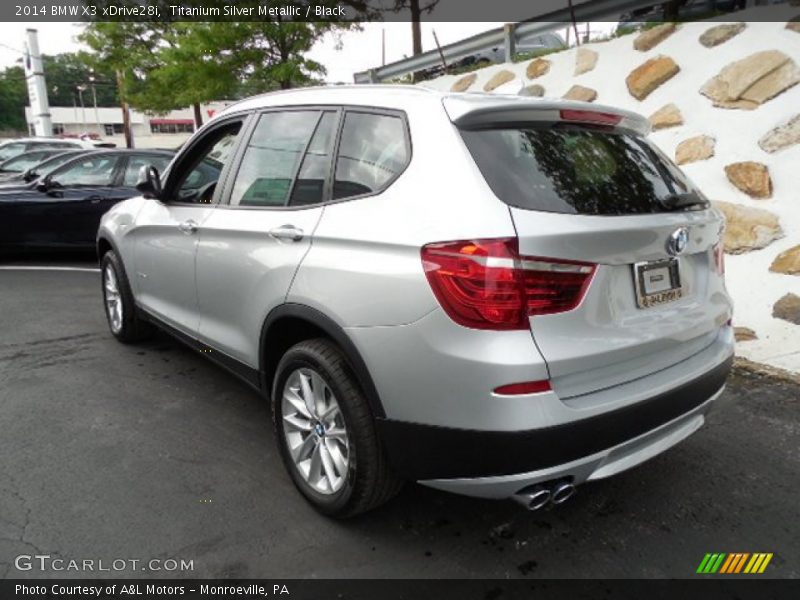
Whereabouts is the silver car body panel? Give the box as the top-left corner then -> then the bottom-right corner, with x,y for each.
132,201 -> 217,334
194,205 -> 325,366
347,311 -> 732,431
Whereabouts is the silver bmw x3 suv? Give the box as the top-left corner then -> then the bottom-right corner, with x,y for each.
98,85 -> 733,517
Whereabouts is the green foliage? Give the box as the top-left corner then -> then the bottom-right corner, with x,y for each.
80,12 -> 359,116
0,66 -> 27,132
512,46 -> 568,63
0,51 -> 119,132
42,52 -> 118,107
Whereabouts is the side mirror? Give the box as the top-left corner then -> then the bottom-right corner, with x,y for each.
23,169 -> 36,183
136,165 -> 162,199
36,177 -> 50,192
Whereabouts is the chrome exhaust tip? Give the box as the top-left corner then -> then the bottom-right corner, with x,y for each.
550,481 -> 576,505
512,486 -> 551,511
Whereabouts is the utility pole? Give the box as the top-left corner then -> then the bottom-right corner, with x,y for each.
23,29 -> 52,136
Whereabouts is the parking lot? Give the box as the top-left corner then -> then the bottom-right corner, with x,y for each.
1,258 -> 798,579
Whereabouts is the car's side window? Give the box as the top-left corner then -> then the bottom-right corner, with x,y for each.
332,112 -> 409,200
229,111 -> 322,208
49,155 -> 120,187
122,155 -> 171,187
166,121 -> 243,204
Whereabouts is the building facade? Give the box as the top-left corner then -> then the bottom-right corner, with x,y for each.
24,102 -> 233,149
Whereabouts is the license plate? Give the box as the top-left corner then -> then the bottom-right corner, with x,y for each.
633,258 -> 682,308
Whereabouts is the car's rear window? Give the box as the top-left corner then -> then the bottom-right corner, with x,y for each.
459,124 -> 703,215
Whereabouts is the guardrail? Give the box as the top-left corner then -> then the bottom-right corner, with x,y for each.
353,0 -> 671,83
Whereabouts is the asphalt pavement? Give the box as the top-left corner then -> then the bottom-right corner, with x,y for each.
0,260 -> 798,579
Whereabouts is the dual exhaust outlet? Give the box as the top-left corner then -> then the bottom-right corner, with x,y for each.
512,480 -> 576,511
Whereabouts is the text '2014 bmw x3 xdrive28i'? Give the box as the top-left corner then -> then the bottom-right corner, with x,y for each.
97,86 -> 733,517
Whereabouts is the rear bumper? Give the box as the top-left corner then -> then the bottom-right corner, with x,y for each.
377,354 -> 732,491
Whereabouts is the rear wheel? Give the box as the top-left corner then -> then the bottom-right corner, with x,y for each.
273,338 -> 402,517
101,250 -> 153,343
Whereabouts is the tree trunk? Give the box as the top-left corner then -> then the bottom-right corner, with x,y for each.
410,0 -> 422,56
410,0 -> 423,83
192,102 -> 203,130
663,0 -> 685,21
567,0 -> 580,46
116,70 -> 133,149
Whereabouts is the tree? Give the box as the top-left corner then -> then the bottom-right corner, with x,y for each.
391,0 -> 441,56
0,65 -> 28,133
79,21 -> 167,147
222,21 -> 348,92
663,0 -> 689,21
81,11 -> 359,142
42,52 -> 118,108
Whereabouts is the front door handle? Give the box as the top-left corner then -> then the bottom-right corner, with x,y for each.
87,196 -> 102,204
178,219 -> 198,235
269,225 -> 304,242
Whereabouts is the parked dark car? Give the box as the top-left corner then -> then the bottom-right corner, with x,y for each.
0,149 -> 77,183
0,150 -> 88,188
0,149 -> 173,252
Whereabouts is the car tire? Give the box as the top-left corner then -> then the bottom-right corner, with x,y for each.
101,250 -> 153,343
273,338 -> 403,518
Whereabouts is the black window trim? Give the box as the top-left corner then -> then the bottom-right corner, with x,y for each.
217,104 -> 412,212
159,111 -> 255,208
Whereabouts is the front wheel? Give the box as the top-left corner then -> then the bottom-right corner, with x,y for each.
101,251 -> 153,343
273,338 -> 402,518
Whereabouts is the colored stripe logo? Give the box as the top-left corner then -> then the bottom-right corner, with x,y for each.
697,553 -> 773,574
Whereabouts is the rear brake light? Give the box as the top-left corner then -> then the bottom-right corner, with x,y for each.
421,237 -> 595,330
713,242 -> 725,275
559,109 -> 622,126
494,380 -> 552,395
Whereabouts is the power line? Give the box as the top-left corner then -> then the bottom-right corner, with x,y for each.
0,41 -> 44,61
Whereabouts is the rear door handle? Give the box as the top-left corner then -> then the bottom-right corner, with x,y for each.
178,219 -> 198,235
269,225 -> 304,242
87,196 -> 102,204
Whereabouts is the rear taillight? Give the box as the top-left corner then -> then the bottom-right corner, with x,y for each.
421,237 -> 595,330
713,242 -> 725,275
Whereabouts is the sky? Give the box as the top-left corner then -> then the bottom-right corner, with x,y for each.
0,21 -> 513,83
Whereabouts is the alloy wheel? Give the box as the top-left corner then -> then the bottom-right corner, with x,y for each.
281,368 -> 350,495
103,265 -> 123,334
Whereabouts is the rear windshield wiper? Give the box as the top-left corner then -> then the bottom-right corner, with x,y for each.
658,191 -> 708,211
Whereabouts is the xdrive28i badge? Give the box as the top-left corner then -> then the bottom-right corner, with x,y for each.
667,227 -> 689,256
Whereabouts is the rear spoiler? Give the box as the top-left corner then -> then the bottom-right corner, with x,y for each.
443,95 -> 651,136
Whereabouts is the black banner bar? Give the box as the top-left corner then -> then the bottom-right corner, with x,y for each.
2,0 -> 797,23
3,579 -> 800,600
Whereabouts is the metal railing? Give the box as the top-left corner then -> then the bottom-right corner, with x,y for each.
353,0 -> 670,83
